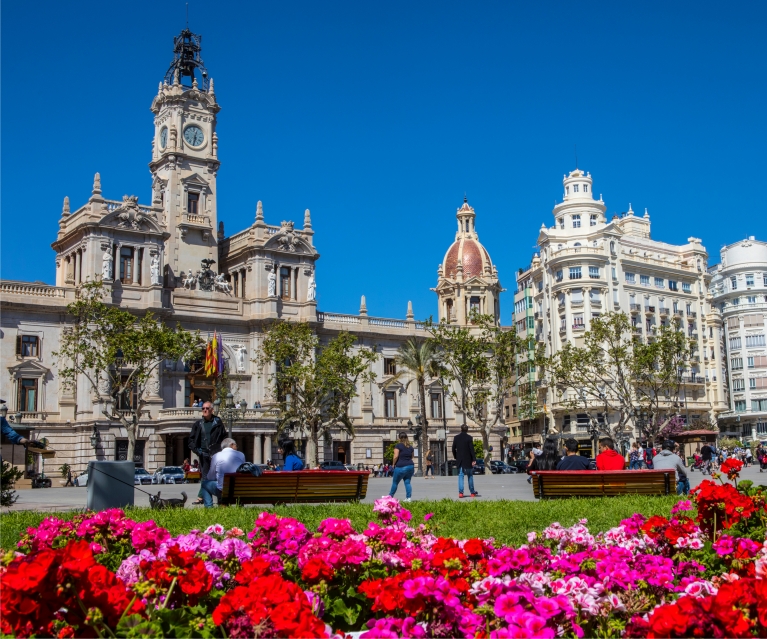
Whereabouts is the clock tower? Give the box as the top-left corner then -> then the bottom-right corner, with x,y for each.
149,28 -> 221,286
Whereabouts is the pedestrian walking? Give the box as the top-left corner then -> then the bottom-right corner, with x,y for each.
652,440 -> 690,495
64,469 -> 74,487
188,401 -> 225,505
628,442 -> 642,470
388,431 -> 415,502
425,450 -> 434,478
452,424 -> 479,498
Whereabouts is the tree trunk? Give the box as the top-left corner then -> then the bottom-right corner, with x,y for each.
481,423 -> 491,464
306,422 -> 319,468
419,379 -> 429,473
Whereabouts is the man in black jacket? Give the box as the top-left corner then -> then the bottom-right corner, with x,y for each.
189,401 -> 226,504
452,424 -> 479,498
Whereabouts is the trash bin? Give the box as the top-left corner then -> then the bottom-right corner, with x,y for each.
451,466 -> 458,476
86,461 -> 135,511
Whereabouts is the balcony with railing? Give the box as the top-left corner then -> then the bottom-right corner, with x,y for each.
630,303 -> 641,313
1,280 -> 70,299
687,312 -> 697,320
659,307 -> 669,316
572,324 -> 586,331
644,305 -> 656,314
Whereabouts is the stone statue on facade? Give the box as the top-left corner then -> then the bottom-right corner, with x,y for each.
214,273 -> 231,294
197,259 -> 217,291
182,271 -> 196,289
307,271 -> 316,301
234,346 -> 247,372
268,269 -> 277,297
150,254 -> 161,285
102,245 -> 113,280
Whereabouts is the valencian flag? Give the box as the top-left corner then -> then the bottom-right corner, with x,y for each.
204,331 -> 224,377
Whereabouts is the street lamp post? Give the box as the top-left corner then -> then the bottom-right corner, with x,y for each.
213,392 -> 248,439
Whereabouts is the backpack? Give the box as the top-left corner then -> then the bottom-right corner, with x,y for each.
645,447 -> 655,463
237,462 -> 263,477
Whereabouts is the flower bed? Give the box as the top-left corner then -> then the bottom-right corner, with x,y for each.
2,463 -> 766,638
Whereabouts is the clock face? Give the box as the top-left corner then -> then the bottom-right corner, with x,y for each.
159,127 -> 168,149
184,125 -> 205,147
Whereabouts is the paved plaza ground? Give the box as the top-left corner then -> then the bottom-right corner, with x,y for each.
4,464 -> 765,512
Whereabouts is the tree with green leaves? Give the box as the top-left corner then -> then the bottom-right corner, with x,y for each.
632,323 -> 693,440
426,313 -> 524,463
54,281 -> 201,463
544,312 -> 638,440
383,338 -> 441,472
255,322 -> 377,468
543,312 -> 693,442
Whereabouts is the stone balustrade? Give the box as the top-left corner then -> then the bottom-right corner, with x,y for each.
1,281 -> 67,298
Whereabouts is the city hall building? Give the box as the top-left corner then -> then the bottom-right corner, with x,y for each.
0,29 -> 505,477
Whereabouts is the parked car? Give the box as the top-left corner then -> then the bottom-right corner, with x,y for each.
134,468 -> 153,485
153,466 -> 186,484
74,470 -> 89,487
489,460 -> 516,474
344,464 -> 356,471
472,459 -> 486,475
320,460 -> 348,470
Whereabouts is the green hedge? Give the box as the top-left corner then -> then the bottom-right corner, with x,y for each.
0,495 -> 684,550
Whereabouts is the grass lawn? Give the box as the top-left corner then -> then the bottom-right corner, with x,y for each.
0,495 -> 684,550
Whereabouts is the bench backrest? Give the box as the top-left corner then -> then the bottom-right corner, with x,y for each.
530,470 -> 673,499
220,470 -> 369,505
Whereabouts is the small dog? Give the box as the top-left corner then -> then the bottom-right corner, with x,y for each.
149,491 -> 187,509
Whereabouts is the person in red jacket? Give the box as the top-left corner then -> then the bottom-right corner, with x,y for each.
596,437 -> 626,470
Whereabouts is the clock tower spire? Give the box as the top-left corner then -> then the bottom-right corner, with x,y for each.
149,27 -> 220,287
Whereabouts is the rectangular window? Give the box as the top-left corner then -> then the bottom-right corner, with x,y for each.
668,280 -> 678,291
730,336 -> 742,349
470,296 -> 481,315
572,214 -> 581,228
748,356 -> 755,368
384,391 -> 397,418
748,296 -> 758,303
563,414 -> 571,430
744,314 -> 764,327
573,184 -> 579,193
136,248 -> 143,285
573,313 -> 585,327
625,272 -> 636,284
752,399 -> 767,412
589,266 -> 599,278
187,192 -> 199,214
17,335 -> 39,357
590,214 -> 597,226
759,421 -> 767,435
116,375 -> 138,410
576,413 -> 589,431
19,378 -> 38,412
612,267 -> 617,281
280,266 -> 291,300
731,276 -> 738,291
750,378 -> 757,390
764,273 -> 767,287
571,288 -> 583,303
735,400 -> 747,412
682,282 -> 691,293
746,274 -> 755,287
119,247 -> 134,283
527,316 -> 535,329
640,274 -> 650,286
569,266 -> 582,280
746,334 -> 766,347
584,184 -> 589,192
654,277 -> 664,288
384,358 -> 397,376
431,393 -> 442,419
732,357 -> 743,370
556,270 -> 563,282
733,378 -> 745,391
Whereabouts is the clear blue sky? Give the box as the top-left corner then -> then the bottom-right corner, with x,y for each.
3,1 -> 765,322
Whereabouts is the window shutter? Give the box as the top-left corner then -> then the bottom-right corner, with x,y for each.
16,335 -> 21,355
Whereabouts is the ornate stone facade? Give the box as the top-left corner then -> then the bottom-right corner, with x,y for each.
0,29 -> 503,478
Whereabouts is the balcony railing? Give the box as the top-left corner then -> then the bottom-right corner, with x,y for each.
659,307 -> 669,315
572,324 -> 586,331
630,304 -> 641,312
644,306 -> 656,313
687,312 -> 697,319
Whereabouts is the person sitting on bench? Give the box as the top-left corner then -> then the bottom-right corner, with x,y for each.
280,440 -> 304,471
557,438 -> 592,470
651,439 -> 689,495
199,438 -> 245,508
595,437 -> 626,470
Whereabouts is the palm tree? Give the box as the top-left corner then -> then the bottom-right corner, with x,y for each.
386,338 -> 441,472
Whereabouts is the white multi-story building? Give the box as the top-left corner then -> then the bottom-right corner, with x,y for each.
507,169 -> 728,450
710,237 -> 767,442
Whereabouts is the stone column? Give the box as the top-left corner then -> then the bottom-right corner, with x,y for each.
74,250 -> 81,284
253,434 -> 263,464
263,434 -> 272,463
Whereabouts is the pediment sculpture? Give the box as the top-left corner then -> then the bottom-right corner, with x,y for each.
276,220 -> 300,252
113,195 -> 147,230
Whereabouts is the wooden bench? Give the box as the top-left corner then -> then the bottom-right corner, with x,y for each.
530,470 -> 674,499
185,471 -> 201,483
219,470 -> 369,505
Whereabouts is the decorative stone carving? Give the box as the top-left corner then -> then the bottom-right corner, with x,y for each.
276,221 -> 299,252
197,259 -> 217,291
182,271 -> 196,289
150,253 -> 161,285
233,346 -> 247,372
268,269 -> 277,297
307,270 -> 316,301
214,273 -> 231,294
102,245 -> 113,280
114,196 -> 146,230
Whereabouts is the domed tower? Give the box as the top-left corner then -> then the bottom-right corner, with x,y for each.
433,198 -> 502,325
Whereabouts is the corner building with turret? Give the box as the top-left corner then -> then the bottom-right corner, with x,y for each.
0,29 -> 507,479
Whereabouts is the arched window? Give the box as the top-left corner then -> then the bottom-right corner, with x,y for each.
445,298 -> 454,321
